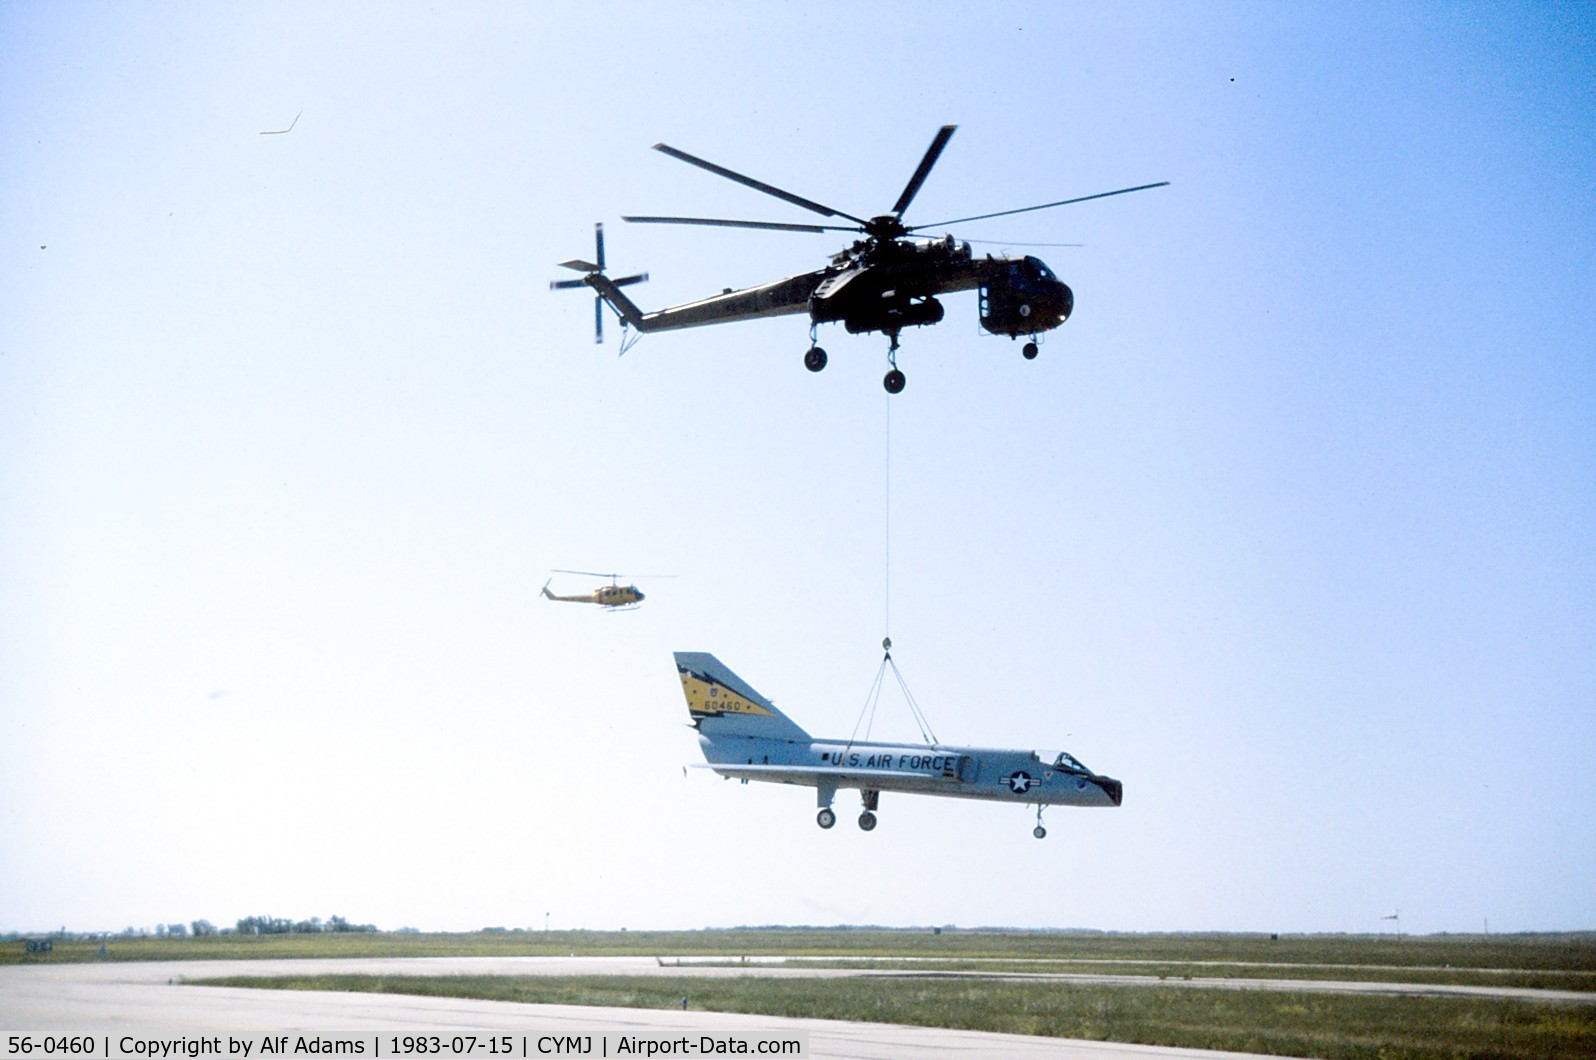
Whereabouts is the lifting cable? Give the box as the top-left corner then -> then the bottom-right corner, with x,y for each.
845,639 -> 940,751
844,393 -> 941,755
884,388 -> 892,638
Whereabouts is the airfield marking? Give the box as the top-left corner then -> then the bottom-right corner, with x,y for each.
658,955 -> 1596,1003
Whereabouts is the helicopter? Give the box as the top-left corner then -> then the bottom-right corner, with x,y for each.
540,570 -> 653,610
552,125 -> 1166,393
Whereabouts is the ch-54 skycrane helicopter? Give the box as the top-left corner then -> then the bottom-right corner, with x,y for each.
552,125 -> 1166,393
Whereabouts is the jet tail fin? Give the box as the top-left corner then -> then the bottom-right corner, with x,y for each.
674,652 -> 810,742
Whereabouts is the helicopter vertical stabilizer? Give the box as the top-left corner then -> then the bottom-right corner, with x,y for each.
549,223 -> 649,343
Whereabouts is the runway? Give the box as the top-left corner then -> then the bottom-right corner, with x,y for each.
3,957 -> 1585,1060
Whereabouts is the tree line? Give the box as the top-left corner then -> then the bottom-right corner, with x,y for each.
230,915 -> 377,935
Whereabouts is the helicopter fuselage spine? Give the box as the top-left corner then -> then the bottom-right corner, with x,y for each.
588,245 -> 1027,336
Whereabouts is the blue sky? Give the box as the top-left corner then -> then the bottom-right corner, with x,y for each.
2,2 -> 1592,935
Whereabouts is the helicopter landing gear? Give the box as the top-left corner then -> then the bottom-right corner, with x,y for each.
817,807 -> 836,829
804,324 -> 828,373
1023,340 -> 1039,360
883,332 -> 907,393
1032,805 -> 1047,839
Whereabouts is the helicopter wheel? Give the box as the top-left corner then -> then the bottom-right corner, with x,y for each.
804,346 -> 828,372
1023,341 -> 1039,360
858,811 -> 877,832
816,808 -> 836,830
1033,825 -> 1047,839
883,369 -> 906,394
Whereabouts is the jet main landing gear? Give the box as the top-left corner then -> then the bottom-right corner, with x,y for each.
858,789 -> 880,831
817,790 -> 882,832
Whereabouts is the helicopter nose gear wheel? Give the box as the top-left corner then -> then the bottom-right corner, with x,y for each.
804,346 -> 828,372
816,808 -> 837,829
1023,341 -> 1039,360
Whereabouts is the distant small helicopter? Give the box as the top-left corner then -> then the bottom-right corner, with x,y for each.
541,570 -> 655,610
552,125 -> 1166,393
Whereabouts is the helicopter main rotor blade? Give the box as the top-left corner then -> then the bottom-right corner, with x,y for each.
892,124 -> 957,217
911,181 -> 1170,231
652,143 -> 871,226
549,277 -> 591,290
551,568 -> 675,579
623,214 -> 854,234
594,296 -> 603,344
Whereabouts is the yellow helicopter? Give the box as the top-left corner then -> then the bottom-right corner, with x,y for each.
541,570 -> 659,610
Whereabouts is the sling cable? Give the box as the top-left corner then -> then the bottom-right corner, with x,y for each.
847,392 -> 940,754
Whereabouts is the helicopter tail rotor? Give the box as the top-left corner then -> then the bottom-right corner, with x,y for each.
550,223 -> 648,343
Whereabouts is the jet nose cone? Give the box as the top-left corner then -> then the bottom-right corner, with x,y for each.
1095,775 -> 1123,806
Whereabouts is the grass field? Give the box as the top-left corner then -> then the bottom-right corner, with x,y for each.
8,927 -> 1595,979
13,930 -> 1594,1057
194,971 -> 1596,1060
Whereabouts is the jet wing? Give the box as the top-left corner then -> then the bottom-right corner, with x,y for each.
693,763 -> 933,783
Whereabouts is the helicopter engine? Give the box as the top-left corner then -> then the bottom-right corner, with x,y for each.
844,295 -> 945,335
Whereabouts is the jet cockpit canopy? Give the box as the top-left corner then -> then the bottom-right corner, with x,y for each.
1033,749 -> 1093,775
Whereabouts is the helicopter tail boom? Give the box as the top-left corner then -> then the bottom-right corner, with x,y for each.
585,271 -> 652,332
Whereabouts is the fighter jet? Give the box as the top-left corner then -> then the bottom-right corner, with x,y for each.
675,652 -> 1121,838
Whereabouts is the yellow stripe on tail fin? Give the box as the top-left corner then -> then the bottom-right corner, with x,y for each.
673,652 -> 810,741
